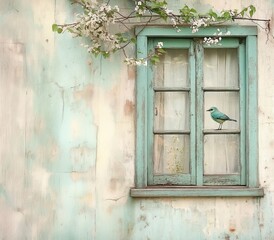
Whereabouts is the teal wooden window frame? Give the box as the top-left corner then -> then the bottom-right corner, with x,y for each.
131,26 -> 264,197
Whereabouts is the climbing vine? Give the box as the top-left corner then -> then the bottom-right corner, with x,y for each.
52,0 -> 269,65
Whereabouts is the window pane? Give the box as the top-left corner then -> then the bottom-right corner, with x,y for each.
153,49 -> 189,88
204,48 -> 238,88
154,92 -> 189,131
204,134 -> 240,174
154,135 -> 190,174
204,92 -> 239,130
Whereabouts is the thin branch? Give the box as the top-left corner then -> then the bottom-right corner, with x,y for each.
115,10 -> 134,19
135,10 -> 154,36
122,48 -> 128,58
70,0 -> 85,7
116,13 -> 271,23
115,18 -> 131,31
57,22 -> 79,28
233,17 -> 270,22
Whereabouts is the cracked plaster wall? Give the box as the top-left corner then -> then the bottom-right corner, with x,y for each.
0,0 -> 274,239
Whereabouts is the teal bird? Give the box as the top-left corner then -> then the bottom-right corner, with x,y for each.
207,107 -> 237,130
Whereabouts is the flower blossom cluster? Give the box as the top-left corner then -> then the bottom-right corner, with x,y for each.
156,42 -> 164,48
125,58 -> 147,66
203,29 -> 231,45
135,1 -> 146,15
124,41 -> 164,66
68,1 -> 121,55
203,37 -> 222,45
164,8 -> 173,16
54,1 -> 257,64
191,17 -> 211,33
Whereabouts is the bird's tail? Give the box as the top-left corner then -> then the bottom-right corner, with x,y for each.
229,118 -> 237,122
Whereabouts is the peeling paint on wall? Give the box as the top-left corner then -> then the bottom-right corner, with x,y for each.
1,0 -> 274,239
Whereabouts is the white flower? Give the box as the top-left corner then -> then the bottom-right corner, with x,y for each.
137,9 -> 145,15
156,42 -> 164,48
203,36 -> 222,45
125,57 -> 147,66
114,5 -> 119,12
106,5 -> 111,12
191,17 -> 211,33
125,58 -> 136,65
192,26 -> 199,33
171,18 -> 176,26
165,9 -> 173,15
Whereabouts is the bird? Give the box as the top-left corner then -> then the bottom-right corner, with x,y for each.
207,107 -> 237,130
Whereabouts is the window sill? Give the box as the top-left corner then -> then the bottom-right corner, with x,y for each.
130,186 -> 264,198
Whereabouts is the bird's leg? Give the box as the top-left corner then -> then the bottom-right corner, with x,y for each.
217,124 -> 221,130
220,123 -> 223,130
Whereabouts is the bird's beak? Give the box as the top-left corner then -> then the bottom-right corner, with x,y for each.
206,109 -> 211,111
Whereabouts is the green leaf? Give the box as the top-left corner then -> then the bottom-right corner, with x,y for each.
130,37 -> 137,44
208,9 -> 218,20
249,5 -> 256,17
189,7 -> 197,14
52,23 -> 63,34
102,51 -> 110,58
240,7 -> 248,17
151,55 -> 160,64
52,24 -> 59,32
221,11 -> 232,20
180,5 -> 197,23
156,48 -> 166,54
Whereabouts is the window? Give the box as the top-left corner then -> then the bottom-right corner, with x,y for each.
131,26 -> 264,197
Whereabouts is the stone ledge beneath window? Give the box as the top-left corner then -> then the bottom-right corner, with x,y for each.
130,187 -> 264,198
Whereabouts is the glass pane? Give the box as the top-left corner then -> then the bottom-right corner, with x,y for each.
154,135 -> 190,174
153,49 -> 189,88
154,92 -> 189,131
204,134 -> 240,174
204,48 -> 238,88
204,92 -> 239,130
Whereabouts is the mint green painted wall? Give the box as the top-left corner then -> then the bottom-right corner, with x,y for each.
0,0 -> 274,239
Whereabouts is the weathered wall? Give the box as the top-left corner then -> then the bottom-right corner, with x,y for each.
0,0 -> 274,239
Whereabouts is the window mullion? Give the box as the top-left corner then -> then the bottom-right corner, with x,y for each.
239,41 -> 247,185
195,42 -> 204,186
189,41 -> 196,185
